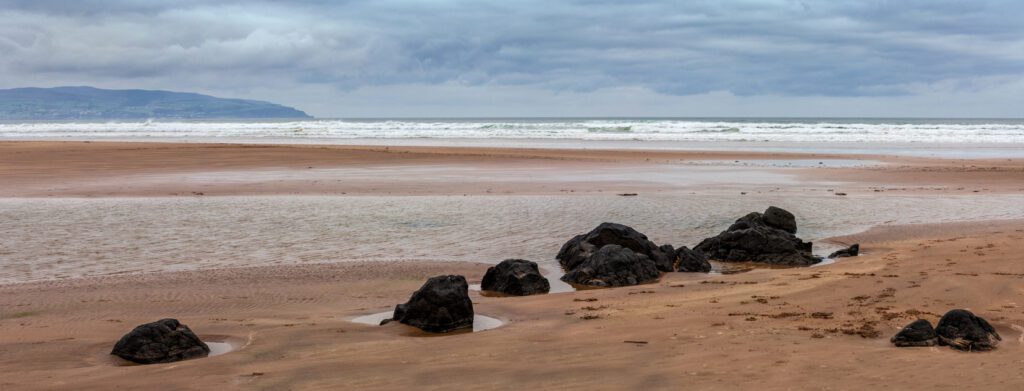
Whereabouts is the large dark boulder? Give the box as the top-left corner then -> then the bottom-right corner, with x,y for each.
891,319 -> 937,347
676,246 -> 712,273
481,259 -> 550,296
110,318 -> 210,364
561,245 -> 660,287
935,309 -> 1001,351
393,275 -> 474,333
557,222 -> 675,272
828,244 -> 859,258
694,207 -> 821,266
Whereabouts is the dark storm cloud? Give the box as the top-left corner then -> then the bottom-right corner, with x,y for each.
0,0 -> 1022,115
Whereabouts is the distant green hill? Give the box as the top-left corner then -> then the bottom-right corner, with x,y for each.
0,86 -> 312,120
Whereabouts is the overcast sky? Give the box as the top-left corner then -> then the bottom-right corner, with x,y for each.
1,0 -> 1022,118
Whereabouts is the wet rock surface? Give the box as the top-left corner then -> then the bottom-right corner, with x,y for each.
658,244 -> 677,268
935,309 -> 1001,351
110,318 -> 210,364
560,244 -> 661,287
557,222 -> 675,273
694,207 -> 822,266
829,244 -> 860,258
675,246 -> 712,273
763,206 -> 797,234
891,319 -> 938,347
393,275 -> 474,333
481,259 -> 550,296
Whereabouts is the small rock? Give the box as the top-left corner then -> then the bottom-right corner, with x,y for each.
481,259 -> 550,296
393,275 -> 474,333
891,319 -> 937,347
829,244 -> 859,258
110,318 -> 210,364
935,309 -> 1001,351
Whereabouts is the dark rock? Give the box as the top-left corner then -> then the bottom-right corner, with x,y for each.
935,309 -> 1001,351
763,206 -> 797,234
393,275 -> 474,333
694,207 -> 821,266
557,222 -> 675,273
481,259 -> 550,296
676,246 -> 712,273
891,319 -> 937,347
658,243 -> 675,257
110,318 -> 210,364
658,244 -> 677,268
560,245 -> 661,287
828,244 -> 860,258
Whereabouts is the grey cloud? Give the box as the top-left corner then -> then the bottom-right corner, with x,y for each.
0,0 -> 1022,116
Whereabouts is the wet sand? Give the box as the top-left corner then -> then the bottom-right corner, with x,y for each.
1,141 -> 1021,197
3,222 -> 1024,389
2,141 -> 1024,389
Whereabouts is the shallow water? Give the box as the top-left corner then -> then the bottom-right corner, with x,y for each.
206,341 -> 233,357
1,194 -> 1023,283
351,311 -> 504,333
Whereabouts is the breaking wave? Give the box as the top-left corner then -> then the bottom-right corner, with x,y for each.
1,118 -> 1023,143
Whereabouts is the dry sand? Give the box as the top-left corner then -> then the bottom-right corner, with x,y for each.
2,141 -> 1024,389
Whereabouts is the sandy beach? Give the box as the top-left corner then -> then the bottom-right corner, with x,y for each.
2,141 -> 1024,389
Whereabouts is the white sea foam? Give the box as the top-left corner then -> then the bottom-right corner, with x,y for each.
2,118 -> 1024,143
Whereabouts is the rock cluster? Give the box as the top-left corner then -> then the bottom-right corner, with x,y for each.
481,259 -> 550,296
694,206 -> 821,266
393,275 -> 475,333
557,223 -> 672,287
110,318 -> 210,364
892,309 -> 1001,351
